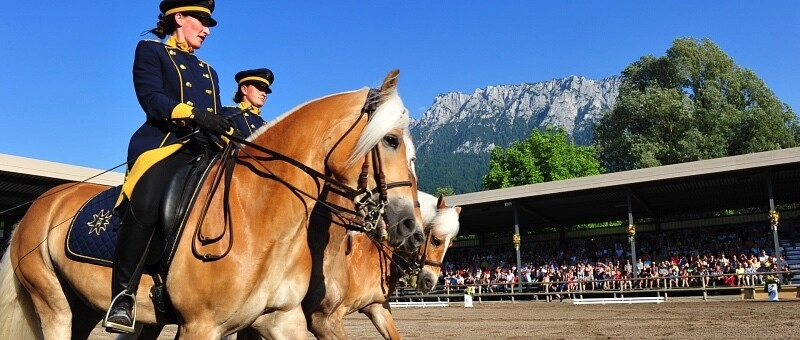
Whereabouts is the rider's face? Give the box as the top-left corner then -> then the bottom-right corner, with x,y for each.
242,85 -> 267,108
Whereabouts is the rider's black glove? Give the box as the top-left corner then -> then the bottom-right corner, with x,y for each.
191,108 -> 232,134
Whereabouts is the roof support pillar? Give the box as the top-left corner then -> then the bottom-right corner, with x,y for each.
767,170 -> 781,267
627,193 -> 638,280
513,204 -> 523,292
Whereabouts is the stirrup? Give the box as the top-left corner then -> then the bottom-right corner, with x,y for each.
103,291 -> 137,334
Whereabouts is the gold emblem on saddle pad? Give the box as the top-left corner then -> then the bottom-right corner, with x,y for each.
87,209 -> 113,235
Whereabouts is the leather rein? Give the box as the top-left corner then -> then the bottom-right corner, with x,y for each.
191,89 -> 413,260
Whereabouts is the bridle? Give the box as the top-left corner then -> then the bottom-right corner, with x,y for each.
406,226 -> 445,276
240,88 -> 414,227
190,88 -> 415,260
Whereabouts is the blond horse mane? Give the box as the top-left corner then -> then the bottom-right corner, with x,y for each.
246,89 -> 364,141
245,87 -> 409,170
418,191 -> 460,239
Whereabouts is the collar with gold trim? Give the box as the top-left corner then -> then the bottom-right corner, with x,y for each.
239,102 -> 261,116
165,35 -> 193,54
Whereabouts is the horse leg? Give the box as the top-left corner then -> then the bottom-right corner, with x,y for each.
361,302 -> 401,340
14,252 -> 74,339
66,292 -> 102,339
137,324 -> 167,340
230,327 -> 261,340
250,307 -> 307,340
306,309 -> 347,340
176,322 -> 223,340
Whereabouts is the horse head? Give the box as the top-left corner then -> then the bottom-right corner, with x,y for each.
415,192 -> 461,293
303,70 -> 424,254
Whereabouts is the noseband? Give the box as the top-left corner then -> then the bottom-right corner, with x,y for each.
406,231 -> 444,275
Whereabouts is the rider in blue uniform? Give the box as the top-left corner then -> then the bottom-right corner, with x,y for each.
221,68 -> 275,136
104,0 -> 232,333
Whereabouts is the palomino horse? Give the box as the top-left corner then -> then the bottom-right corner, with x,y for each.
151,190 -> 457,340
300,190 -> 460,340
0,70 -> 423,339
146,136 -> 428,340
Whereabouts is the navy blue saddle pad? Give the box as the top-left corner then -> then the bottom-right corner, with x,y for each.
66,185 -> 181,269
65,186 -> 123,266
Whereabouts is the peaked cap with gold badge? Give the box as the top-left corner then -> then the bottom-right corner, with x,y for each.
235,68 -> 274,94
160,0 -> 217,27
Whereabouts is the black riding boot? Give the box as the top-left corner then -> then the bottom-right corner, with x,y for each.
103,208 -> 154,334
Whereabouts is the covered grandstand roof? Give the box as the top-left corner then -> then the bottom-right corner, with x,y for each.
0,154 -> 124,220
446,147 -> 800,235
1,148 -> 799,237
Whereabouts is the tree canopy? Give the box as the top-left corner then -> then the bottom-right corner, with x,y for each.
482,127 -> 603,189
433,186 -> 455,197
594,37 -> 800,172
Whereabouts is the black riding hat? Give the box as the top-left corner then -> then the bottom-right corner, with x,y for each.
159,0 -> 217,27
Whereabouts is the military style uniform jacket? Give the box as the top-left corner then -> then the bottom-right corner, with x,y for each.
118,37 -> 222,206
220,102 -> 267,137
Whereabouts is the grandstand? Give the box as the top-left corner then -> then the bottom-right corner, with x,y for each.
2,149 -> 800,286
445,147 -> 800,287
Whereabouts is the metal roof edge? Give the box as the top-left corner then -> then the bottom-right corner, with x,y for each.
0,153 -> 124,186
446,147 -> 800,206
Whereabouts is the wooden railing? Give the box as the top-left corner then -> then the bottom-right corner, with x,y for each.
390,270 -> 799,303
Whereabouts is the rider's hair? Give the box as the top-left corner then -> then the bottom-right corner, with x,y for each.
232,87 -> 244,103
146,14 -> 178,39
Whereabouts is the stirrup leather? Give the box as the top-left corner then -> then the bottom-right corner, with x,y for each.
102,291 -> 137,333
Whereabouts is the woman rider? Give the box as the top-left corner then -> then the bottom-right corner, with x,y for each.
221,68 -> 275,136
103,0 -> 232,333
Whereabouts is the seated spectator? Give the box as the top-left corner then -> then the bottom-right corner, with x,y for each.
679,267 -> 691,287
722,265 -> 736,287
541,272 -> 552,302
639,265 -> 652,288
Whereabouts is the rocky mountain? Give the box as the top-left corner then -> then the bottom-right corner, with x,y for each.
410,75 -> 621,194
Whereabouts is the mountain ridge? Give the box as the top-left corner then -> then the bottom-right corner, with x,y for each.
410,75 -> 621,193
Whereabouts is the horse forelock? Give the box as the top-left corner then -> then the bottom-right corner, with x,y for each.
418,191 -> 460,239
430,207 -> 460,239
345,90 -> 410,167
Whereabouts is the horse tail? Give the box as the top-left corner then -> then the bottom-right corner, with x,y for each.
0,233 -> 41,339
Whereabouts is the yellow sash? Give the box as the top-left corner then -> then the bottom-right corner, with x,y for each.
115,143 -> 184,208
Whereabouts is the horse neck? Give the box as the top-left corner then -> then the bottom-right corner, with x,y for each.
246,89 -> 368,174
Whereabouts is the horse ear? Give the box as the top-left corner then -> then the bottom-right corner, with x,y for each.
380,69 -> 400,93
437,194 -> 446,209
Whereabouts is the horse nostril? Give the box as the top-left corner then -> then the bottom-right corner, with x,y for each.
420,278 -> 433,291
413,231 -> 424,245
398,218 -> 415,236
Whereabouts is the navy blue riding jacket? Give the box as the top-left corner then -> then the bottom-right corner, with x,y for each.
127,38 -> 221,168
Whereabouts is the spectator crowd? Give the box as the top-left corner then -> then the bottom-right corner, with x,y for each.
424,225 -> 794,300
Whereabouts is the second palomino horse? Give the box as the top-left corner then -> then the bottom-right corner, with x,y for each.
301,190 -> 460,339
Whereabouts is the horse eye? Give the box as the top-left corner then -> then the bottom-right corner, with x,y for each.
431,237 -> 442,247
383,135 -> 399,149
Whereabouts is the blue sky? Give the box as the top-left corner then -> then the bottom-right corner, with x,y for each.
1,2 -> 798,172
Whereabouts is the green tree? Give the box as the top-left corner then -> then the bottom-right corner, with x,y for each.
482,127 -> 603,189
595,37 -> 800,172
433,186 -> 455,197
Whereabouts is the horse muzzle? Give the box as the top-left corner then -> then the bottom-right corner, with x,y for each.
417,270 -> 436,293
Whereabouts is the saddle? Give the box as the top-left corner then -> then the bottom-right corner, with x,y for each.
160,153 -> 213,239
66,153 -> 217,314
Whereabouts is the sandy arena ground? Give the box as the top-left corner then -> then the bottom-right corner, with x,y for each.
89,298 -> 800,339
